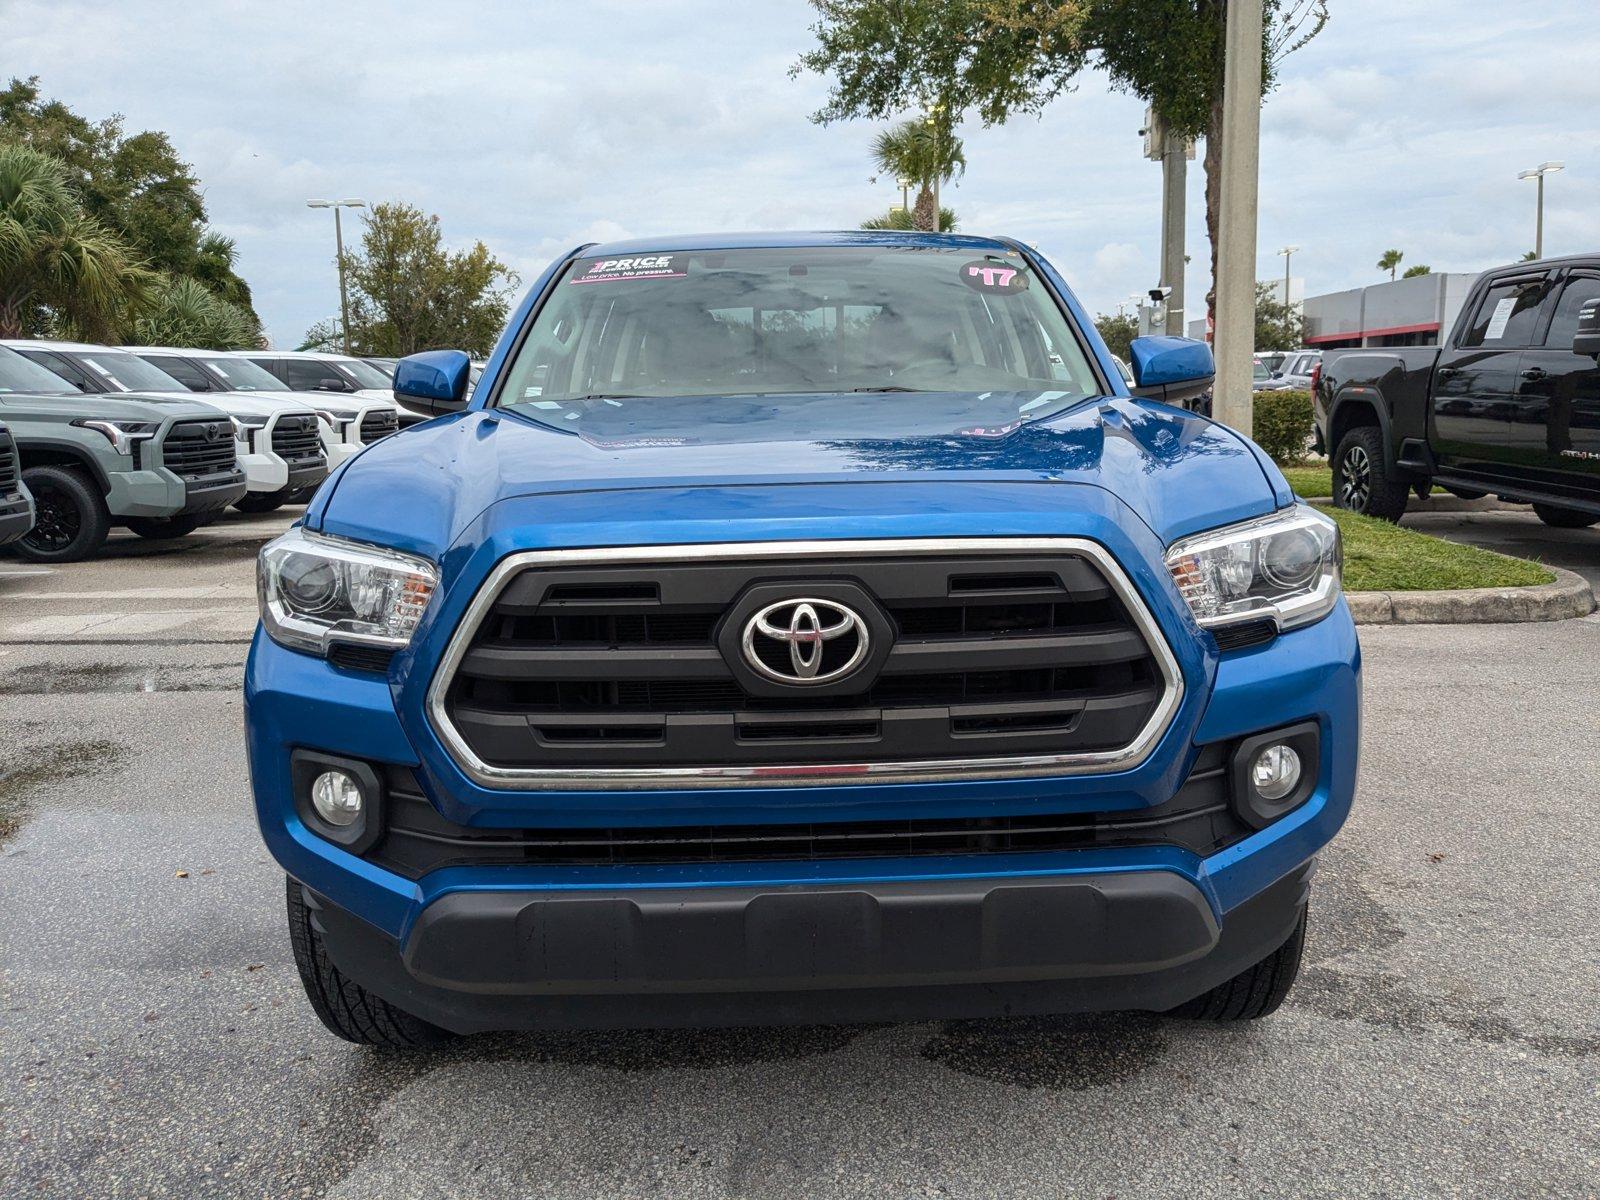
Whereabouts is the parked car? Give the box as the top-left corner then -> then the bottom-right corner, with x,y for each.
0,419 -> 36,547
131,347 -> 401,481
249,231 -> 1356,1046
0,346 -> 245,560
2,340 -> 329,514
1267,350 -> 1321,391
246,350 -> 431,426
1316,255 -> 1600,525
1251,356 -> 1279,391
363,356 -> 398,379
1254,351 -> 1288,375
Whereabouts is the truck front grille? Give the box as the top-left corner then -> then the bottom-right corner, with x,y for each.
359,410 -> 399,443
161,419 -> 237,478
270,415 -> 323,463
368,746 -> 1244,876
0,428 -> 18,496
432,541 -> 1180,787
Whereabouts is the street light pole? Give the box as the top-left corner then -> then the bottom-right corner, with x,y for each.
1279,246 -> 1300,309
306,198 -> 367,354
1517,162 -> 1563,259
1212,0 -> 1264,436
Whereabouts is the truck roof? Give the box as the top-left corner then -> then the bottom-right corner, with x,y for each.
580,230 -> 1021,257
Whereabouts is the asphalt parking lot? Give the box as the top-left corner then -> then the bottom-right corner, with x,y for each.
1,512 -> 1597,1199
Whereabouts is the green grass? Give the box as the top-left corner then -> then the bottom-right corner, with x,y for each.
1320,506 -> 1555,591
1282,465 -> 1332,497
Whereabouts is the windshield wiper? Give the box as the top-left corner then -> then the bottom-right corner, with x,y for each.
844,385 -> 926,393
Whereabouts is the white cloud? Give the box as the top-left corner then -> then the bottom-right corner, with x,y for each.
8,0 -> 1600,343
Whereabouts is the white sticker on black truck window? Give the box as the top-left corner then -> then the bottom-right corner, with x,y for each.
572,254 -> 686,284
1483,296 -> 1516,341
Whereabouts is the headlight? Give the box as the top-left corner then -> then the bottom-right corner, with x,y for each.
258,526 -> 439,654
1165,504 -> 1341,633
71,419 -> 158,455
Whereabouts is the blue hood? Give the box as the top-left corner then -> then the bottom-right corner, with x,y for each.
310,392 -> 1288,559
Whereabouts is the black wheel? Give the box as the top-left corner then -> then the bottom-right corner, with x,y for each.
125,514 -> 203,540
285,877 -> 453,1049
1531,502 -> 1599,529
13,464 -> 111,563
234,492 -> 288,514
1332,426 -> 1410,521
1167,907 -> 1307,1021
1445,486 -> 1487,501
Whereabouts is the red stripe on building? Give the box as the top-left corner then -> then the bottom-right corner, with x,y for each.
1305,321 -> 1441,345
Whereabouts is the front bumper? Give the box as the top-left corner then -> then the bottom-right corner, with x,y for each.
0,490 -> 35,545
104,466 -> 246,518
241,447 -> 328,495
299,862 -> 1311,1032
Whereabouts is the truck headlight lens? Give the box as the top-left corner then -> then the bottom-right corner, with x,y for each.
1165,504 -> 1341,633
258,526 -> 438,655
71,418 -> 159,456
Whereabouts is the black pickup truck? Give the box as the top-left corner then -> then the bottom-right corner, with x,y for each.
1315,255 -> 1600,526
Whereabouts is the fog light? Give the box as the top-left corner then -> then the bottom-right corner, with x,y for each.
311,770 -> 363,826
1251,744 -> 1302,801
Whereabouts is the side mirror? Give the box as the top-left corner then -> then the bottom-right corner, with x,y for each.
393,349 -> 471,414
316,377 -> 352,392
1127,336 -> 1216,405
1572,299 -> 1600,358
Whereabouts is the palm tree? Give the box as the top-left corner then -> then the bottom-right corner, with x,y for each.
132,276 -> 254,349
861,206 -> 958,233
1377,249 -> 1403,281
870,117 -> 965,233
0,143 -> 152,339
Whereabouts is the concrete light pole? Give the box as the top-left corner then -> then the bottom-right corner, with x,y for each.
307,198 -> 367,355
1517,162 -> 1563,259
1212,0 -> 1264,437
1278,246 -> 1299,308
1144,108 -> 1194,337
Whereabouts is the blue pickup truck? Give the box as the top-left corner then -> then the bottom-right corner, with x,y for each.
247,232 -> 1357,1045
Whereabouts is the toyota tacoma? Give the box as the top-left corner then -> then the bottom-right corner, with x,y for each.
247,232 -> 1358,1045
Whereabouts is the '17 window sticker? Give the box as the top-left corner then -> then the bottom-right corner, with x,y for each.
959,259 -> 1029,295
572,255 -> 687,284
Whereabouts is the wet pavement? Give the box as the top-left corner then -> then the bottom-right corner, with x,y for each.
1,512 -> 1597,1199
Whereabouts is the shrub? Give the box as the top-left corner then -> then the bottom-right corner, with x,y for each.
1253,390 -> 1314,466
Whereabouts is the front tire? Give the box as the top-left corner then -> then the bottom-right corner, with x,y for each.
12,464 -> 111,562
285,877 -> 453,1049
125,514 -> 203,540
1531,503 -> 1598,529
1333,426 -> 1409,521
1167,907 -> 1307,1021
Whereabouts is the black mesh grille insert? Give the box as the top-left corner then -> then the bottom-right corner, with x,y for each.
366,746 -> 1242,876
160,420 -> 237,478
0,428 -> 17,495
359,410 -> 399,443
441,551 -> 1169,773
270,415 -> 323,463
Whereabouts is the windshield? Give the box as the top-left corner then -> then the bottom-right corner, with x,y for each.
494,246 -> 1104,431
1253,360 -> 1271,381
330,358 -> 393,390
197,356 -> 286,391
77,351 -> 189,393
0,347 -> 80,395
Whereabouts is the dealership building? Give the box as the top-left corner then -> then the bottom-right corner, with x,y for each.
1188,271 -> 1479,349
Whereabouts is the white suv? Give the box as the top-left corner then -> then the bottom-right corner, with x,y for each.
248,350 -> 429,426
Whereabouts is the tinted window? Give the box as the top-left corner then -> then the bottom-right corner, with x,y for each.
1541,276 -> 1600,350
0,347 -> 81,394
17,350 -> 90,390
74,352 -> 189,392
198,356 -> 287,391
282,360 -> 349,391
139,355 -> 210,391
1460,278 -> 1552,348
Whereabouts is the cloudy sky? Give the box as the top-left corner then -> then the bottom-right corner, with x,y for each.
10,0 -> 1599,347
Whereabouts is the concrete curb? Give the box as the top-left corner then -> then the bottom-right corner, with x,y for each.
1348,566 -> 1595,625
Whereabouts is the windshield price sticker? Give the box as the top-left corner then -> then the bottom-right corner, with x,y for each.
959,260 -> 1029,294
572,254 -> 687,284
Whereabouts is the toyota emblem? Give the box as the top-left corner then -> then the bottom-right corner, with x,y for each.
741,598 -> 870,685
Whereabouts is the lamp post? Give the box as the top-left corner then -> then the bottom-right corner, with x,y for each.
306,198 -> 366,355
1516,163 -> 1563,259
1278,246 -> 1300,309
1212,0 -> 1263,436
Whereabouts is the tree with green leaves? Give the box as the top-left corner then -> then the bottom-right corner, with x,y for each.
861,205 -> 959,232
795,1 -> 1329,317
0,142 -> 153,339
1520,250 -> 1538,262
0,76 -> 260,336
1094,311 -> 1138,360
1377,249 -> 1403,280
332,202 -> 519,357
132,276 -> 255,349
1401,264 -> 1430,278
1254,281 -> 1302,350
869,117 -> 966,231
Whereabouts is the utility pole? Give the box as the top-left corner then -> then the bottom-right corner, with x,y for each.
1143,108 -> 1191,336
1212,0 -> 1264,437
307,198 -> 366,355
1279,246 -> 1299,308
1517,162 -> 1563,259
